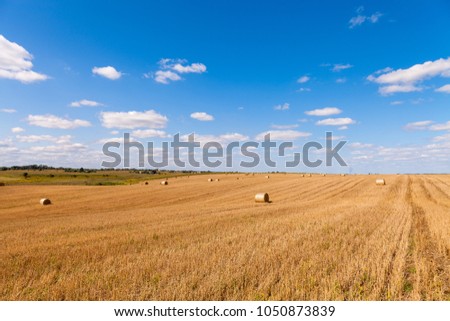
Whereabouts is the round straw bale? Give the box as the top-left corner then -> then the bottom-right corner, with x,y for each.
208,178 -> 213,182
255,193 -> 270,203
376,179 -> 385,185
161,180 -> 168,185
40,198 -> 51,205
265,175 -> 270,179
300,174 -> 304,177
0,182 -> 5,186
215,179 -> 220,182
144,182 -> 149,185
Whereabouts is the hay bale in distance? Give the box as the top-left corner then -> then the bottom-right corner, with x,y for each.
300,174 -> 304,177
265,175 -> 270,179
208,178 -> 213,182
40,198 -> 51,205
144,182 -> 149,185
215,179 -> 220,182
376,179 -> 385,185
161,180 -> 168,185
0,182 -> 5,186
255,193 -> 270,203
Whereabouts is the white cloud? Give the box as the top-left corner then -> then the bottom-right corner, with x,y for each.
316,118 -> 356,126
432,133 -> 450,142
1,108 -> 17,113
271,124 -> 299,129
349,7 -> 383,28
27,114 -> 91,129
390,100 -> 404,105
131,129 -> 168,138
152,58 -> 207,84
349,142 -> 374,149
274,103 -> 289,111
180,133 -> 249,145
368,57 -> 450,95
378,84 -> 422,95
296,87 -> 311,92
297,75 -> 310,83
30,143 -> 86,153
0,34 -> 49,83
332,64 -> 353,72
436,84 -> 450,93
255,130 -> 311,141
430,121 -> 450,131
190,112 -> 214,121
100,110 -> 168,129
154,70 -> 181,84
336,78 -> 347,83
172,63 -> 206,74
92,66 -> 122,80
404,120 -> 434,131
11,127 -> 24,133
70,99 -> 104,107
338,126 -> 349,130
305,107 -> 342,116
16,134 -> 72,144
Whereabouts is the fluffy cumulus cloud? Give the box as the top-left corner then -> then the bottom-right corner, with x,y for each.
190,112 -> 214,121
27,114 -> 91,129
0,34 -> 49,83
274,103 -> 289,111
152,58 -> 207,84
316,118 -> 356,126
100,110 -> 168,129
255,130 -> 311,141
92,66 -> 122,80
349,6 -> 382,29
70,99 -> 104,107
11,127 -> 24,133
368,57 -> 450,95
153,70 -> 181,84
305,107 -> 342,116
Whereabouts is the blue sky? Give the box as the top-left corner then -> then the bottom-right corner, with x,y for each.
1,0 -> 450,173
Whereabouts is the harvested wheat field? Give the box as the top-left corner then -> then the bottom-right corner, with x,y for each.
0,174 -> 449,300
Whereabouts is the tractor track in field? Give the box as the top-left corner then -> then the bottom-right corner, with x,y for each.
403,177 -> 450,299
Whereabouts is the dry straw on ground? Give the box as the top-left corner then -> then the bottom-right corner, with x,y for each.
0,174 -> 449,300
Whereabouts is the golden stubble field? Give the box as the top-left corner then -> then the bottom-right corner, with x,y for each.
0,174 -> 449,300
